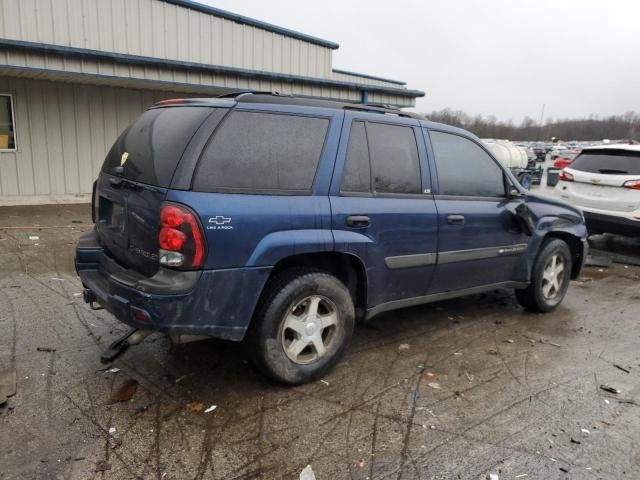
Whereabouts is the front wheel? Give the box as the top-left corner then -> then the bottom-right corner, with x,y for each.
249,268 -> 355,385
516,239 -> 572,312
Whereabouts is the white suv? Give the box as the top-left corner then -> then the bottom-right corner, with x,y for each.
556,145 -> 640,236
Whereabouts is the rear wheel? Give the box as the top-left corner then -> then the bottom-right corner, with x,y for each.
250,268 -> 355,384
516,239 -> 572,312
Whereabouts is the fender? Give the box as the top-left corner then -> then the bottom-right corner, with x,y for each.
246,229 -> 335,267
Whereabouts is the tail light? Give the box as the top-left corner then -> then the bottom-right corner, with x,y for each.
623,180 -> 640,190
158,203 -> 206,269
559,170 -> 574,182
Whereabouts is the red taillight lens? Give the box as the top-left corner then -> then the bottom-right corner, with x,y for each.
159,227 -> 186,251
559,170 -> 574,182
623,179 -> 640,190
158,203 -> 206,268
161,205 -> 187,228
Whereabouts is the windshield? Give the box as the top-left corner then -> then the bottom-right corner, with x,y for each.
570,150 -> 640,175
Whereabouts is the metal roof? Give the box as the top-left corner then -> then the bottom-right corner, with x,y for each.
160,0 -> 340,50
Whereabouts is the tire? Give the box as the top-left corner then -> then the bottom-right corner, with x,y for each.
515,239 -> 572,313
249,268 -> 355,385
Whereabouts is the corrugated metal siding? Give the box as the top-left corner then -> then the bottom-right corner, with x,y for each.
0,77 -> 171,196
0,0 -> 333,78
0,48 -> 379,104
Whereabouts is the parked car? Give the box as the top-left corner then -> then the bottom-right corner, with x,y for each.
532,144 -> 547,161
550,144 -> 568,160
556,145 -> 640,236
553,150 -> 581,169
76,93 -> 588,384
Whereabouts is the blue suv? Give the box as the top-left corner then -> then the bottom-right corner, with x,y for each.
76,93 -> 588,384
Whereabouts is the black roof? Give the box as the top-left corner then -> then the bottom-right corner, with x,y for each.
153,92 -> 422,119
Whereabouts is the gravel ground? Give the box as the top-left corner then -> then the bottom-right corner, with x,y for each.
1,204 -> 639,480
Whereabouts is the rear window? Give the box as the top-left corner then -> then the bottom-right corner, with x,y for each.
102,106 -> 213,186
193,111 -> 329,193
569,150 -> 640,175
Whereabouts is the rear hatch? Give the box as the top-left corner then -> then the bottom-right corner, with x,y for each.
95,105 -> 214,275
560,149 -> 640,213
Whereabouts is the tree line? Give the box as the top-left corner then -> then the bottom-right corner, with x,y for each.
419,109 -> 640,142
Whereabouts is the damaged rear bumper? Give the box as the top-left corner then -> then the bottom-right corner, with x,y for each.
75,229 -> 270,341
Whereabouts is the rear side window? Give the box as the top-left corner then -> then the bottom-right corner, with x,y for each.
102,106 -> 213,186
569,150 -> 640,175
193,111 -> 329,193
341,122 -> 371,192
341,121 -> 421,195
430,131 -> 505,197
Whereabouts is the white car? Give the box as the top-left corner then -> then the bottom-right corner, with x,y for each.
556,144 -> 640,236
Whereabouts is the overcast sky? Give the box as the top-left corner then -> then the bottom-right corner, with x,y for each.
200,0 -> 640,123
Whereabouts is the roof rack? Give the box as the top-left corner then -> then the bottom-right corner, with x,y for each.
216,91 -> 418,116
343,104 -> 419,118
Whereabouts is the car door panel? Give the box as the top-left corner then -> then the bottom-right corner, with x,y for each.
330,114 -> 439,308
426,129 -> 530,293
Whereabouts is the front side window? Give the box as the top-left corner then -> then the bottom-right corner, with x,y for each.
430,131 -> 505,197
0,95 -> 16,150
194,111 -> 329,193
341,121 -> 422,195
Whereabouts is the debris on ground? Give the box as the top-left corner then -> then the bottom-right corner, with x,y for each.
204,405 -> 217,413
108,427 -> 116,435
186,402 -> 204,413
50,277 -> 65,281
36,347 -> 56,353
570,438 -> 581,444
453,352 -> 463,356
488,348 -> 498,355
514,475 -> 528,479
398,343 -> 410,351
0,368 -> 17,405
559,467 -> 569,473
586,255 -> 613,268
107,379 -> 138,404
505,339 -> 515,343
427,382 -> 441,390
423,372 -> 437,380
299,465 -> 316,480
28,235 -> 39,241
95,461 -> 111,472
108,367 -> 120,373
175,373 -> 193,383
581,428 -> 590,435
600,384 -> 620,394
354,458 -> 365,469
486,473 -> 499,480
320,380 -> 330,386
613,364 -> 630,374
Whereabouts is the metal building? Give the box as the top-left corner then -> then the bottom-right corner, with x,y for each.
0,0 -> 424,204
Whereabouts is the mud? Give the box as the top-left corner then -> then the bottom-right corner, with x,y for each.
1,204 -> 639,479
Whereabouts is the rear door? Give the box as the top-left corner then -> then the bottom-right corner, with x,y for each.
95,106 -> 220,275
330,112 -> 438,308
426,129 -> 529,293
559,149 -> 640,213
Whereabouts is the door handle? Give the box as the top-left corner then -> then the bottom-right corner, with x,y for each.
346,215 -> 371,228
447,214 -> 465,225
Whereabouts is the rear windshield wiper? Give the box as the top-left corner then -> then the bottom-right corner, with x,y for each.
598,169 -> 628,174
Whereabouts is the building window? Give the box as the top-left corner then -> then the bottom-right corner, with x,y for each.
0,94 -> 16,151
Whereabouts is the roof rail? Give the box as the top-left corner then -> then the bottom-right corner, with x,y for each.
343,104 -> 418,118
216,90 -> 291,100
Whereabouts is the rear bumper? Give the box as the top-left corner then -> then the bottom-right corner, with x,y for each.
582,210 -> 640,237
75,229 -> 271,341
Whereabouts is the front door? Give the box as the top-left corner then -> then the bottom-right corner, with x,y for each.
330,114 -> 439,309
426,129 -> 530,293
